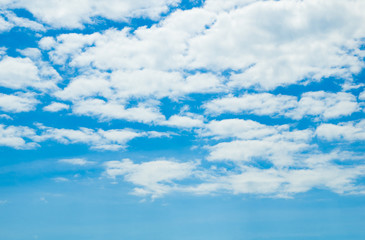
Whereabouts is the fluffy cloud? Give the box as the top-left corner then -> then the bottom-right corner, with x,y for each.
188,163 -> 365,197
207,137 -> 312,167
201,119 -> 314,166
0,54 -> 61,91
1,0 -> 181,28
204,91 -> 359,120
0,124 -> 171,151
200,119 -> 286,140
1,0 -> 365,200
0,114 -> 12,120
288,91 -> 360,120
0,10 -> 45,32
31,0 -> 365,126
72,99 -> 165,124
162,112 -> 205,128
360,90 -> 365,100
189,0 -> 365,89
0,124 -> 38,149
43,102 -> 69,112
204,93 -> 297,116
0,92 -> 39,112
33,125 -> 146,151
104,158 -> 197,198
316,120 -> 365,141
103,150 -> 365,198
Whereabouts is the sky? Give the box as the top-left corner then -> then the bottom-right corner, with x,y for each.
0,0 -> 365,239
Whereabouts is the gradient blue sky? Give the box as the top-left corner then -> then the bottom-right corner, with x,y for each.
0,0 -> 365,239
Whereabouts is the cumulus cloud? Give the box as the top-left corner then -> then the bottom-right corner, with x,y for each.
359,90 -> 365,100
200,119 -> 286,140
204,91 -> 359,120
0,92 -> 39,112
0,124 -> 38,149
33,125 -> 146,151
1,0 -> 181,28
189,0 -> 365,89
0,54 -> 61,92
0,114 -> 12,120
162,112 -> 205,128
103,150 -> 365,198
104,158 -> 197,198
316,120 -> 365,141
29,0 -> 365,126
288,91 -> 360,120
72,99 -> 165,124
187,163 -> 365,197
0,124 -> 171,151
43,102 -> 69,112
201,119 -> 314,166
204,93 -> 298,116
1,0 -> 365,200
0,10 -> 45,32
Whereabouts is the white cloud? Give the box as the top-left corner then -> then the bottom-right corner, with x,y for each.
54,71 -> 110,100
43,102 -> 69,112
1,0 -> 365,200
0,92 -> 39,112
0,14 -> 12,32
34,125 -> 144,151
0,114 -> 12,120
33,0 -> 365,126
103,150 -> 365,198
0,47 -> 6,56
0,10 -> 44,32
47,8 -> 215,69
204,93 -> 297,116
359,90 -> 365,100
0,55 -> 60,91
188,0 -> 365,89
1,0 -> 181,29
58,158 -> 92,166
207,138 -> 312,167
288,91 -> 359,120
0,124 -> 38,149
0,123 -> 172,150
200,119 -> 285,140
202,119 -> 314,166
72,99 -> 165,124
188,164 -> 365,197
162,113 -> 205,128
204,91 -> 359,120
53,177 -> 69,182
316,120 -> 365,141
104,158 -> 197,198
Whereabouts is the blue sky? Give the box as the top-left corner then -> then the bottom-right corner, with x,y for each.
0,0 -> 365,239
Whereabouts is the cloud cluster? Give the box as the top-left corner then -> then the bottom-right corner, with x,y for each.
1,0 -> 180,28
316,120 -> 365,141
0,92 -> 39,112
104,158 -> 197,198
0,55 -> 59,91
1,0 -> 365,199
204,91 -> 360,120
0,124 -> 37,149
18,0 -> 362,125
0,10 -> 45,32
103,152 -> 365,198
201,119 -> 313,166
0,124 -> 171,151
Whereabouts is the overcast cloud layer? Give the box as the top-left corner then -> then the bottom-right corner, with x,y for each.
0,0 -> 365,200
